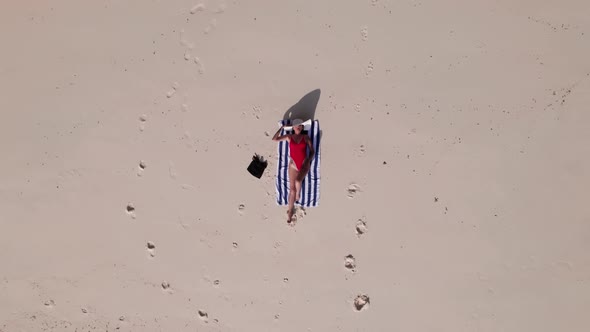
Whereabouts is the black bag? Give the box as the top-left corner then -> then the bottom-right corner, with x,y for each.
247,154 -> 267,179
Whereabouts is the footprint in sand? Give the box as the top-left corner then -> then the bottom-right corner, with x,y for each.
288,207 -> 306,226
356,218 -> 368,236
347,184 -> 361,198
180,29 -> 195,49
44,300 -> 55,308
356,144 -> 366,156
214,3 -> 227,14
169,161 -> 178,179
296,207 -> 306,219
213,279 -> 220,287
353,294 -> 370,311
181,184 -> 194,191
360,26 -> 369,41
146,241 -> 156,258
190,3 -> 206,14
166,82 -> 180,98
126,203 -> 136,219
198,310 -> 208,322
238,204 -> 245,214
181,131 -> 194,149
139,114 -> 148,131
365,61 -> 374,77
232,242 -> 239,249
184,51 -> 192,61
344,255 -> 356,272
204,18 -> 217,34
194,57 -> 205,74
137,160 -> 147,176
161,281 -> 171,291
252,105 -> 262,120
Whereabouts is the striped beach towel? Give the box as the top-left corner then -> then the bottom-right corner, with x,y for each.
275,119 -> 321,207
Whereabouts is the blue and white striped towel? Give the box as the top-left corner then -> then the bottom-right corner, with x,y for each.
275,119 -> 321,207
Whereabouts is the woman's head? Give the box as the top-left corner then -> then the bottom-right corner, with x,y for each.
291,119 -> 304,133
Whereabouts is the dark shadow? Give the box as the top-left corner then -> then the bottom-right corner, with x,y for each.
282,89 -> 321,122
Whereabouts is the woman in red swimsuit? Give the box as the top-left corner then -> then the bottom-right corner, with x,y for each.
272,119 -> 315,223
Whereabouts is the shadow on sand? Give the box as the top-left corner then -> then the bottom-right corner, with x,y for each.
282,89 -> 321,122
280,88 -> 323,145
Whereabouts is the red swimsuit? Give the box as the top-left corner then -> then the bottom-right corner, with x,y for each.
289,136 -> 307,170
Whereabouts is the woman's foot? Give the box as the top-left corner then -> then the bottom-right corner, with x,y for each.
287,208 -> 294,224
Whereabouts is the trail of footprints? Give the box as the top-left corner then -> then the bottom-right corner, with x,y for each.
128,200 -> 219,322
129,4 -> 372,318
179,1 -> 229,79
127,146 -> 369,314
344,183 -> 370,311
126,5 -> 229,324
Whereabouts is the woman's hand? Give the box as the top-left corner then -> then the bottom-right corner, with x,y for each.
272,125 -> 288,141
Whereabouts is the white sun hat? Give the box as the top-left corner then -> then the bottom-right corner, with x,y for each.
284,118 -> 311,130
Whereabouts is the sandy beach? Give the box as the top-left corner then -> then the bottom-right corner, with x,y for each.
1,0 -> 589,331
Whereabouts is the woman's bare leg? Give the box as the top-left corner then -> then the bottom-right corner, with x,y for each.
295,179 -> 302,202
295,162 -> 310,202
287,161 -> 298,223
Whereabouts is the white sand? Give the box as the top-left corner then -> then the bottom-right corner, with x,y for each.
1,0 -> 589,331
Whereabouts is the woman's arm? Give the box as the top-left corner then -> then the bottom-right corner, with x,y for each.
304,136 -> 315,163
272,126 -> 290,142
